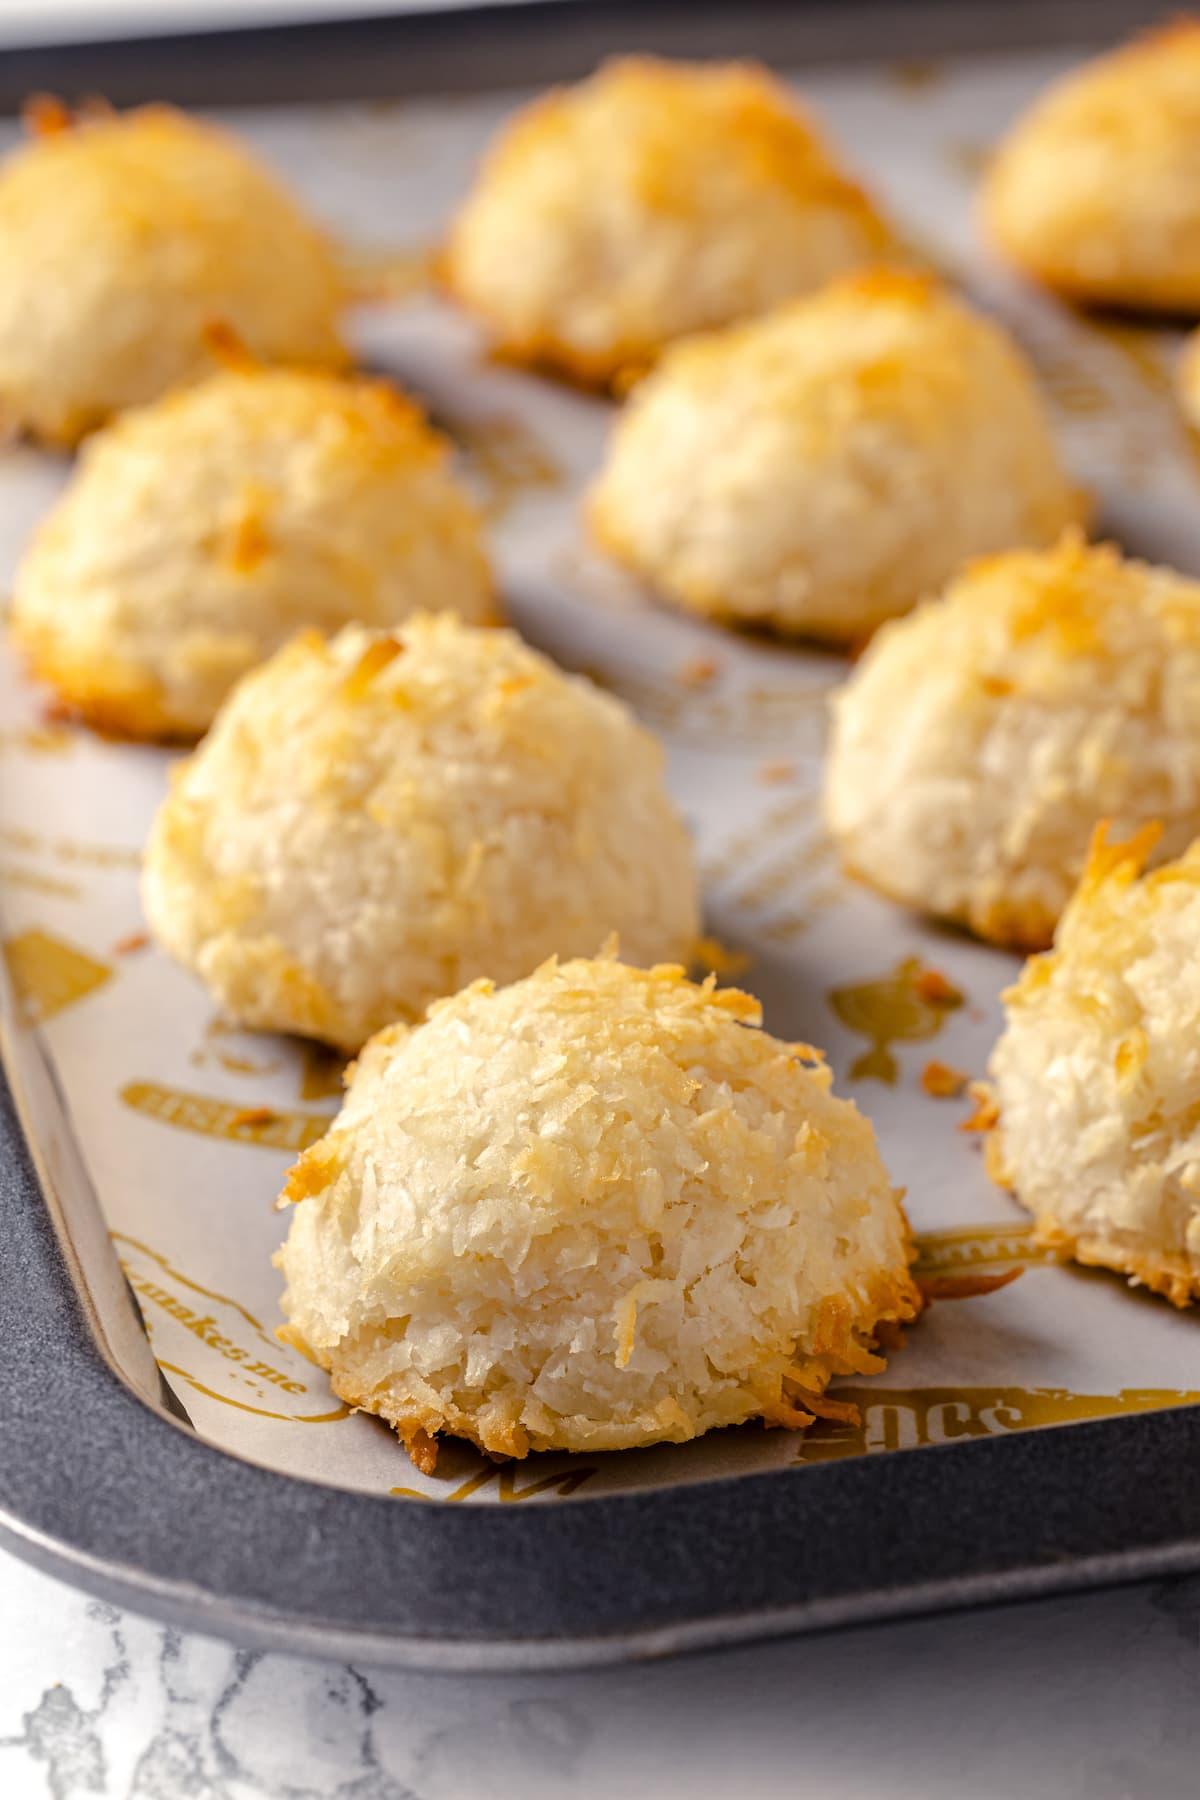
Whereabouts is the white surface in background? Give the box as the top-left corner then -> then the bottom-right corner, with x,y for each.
1,1546 -> 1198,1799
0,0 -> 525,51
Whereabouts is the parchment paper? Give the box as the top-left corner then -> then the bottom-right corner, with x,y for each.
3,42 -> 1198,1504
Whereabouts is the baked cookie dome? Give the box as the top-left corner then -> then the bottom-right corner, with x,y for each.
984,23 -> 1200,312
142,617 -> 699,1051
0,103 -> 345,445
276,955 -> 919,1464
825,536 -> 1200,950
10,367 -> 493,739
988,825 -> 1200,1306
443,56 -> 895,386
588,270 -> 1080,641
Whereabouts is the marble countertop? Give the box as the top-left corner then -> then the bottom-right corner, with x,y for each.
2,1547 -> 1197,1799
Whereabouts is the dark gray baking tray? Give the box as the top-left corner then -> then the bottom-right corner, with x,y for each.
0,0 -> 1173,111
2,0 -> 1198,1672
5,1028 -> 1200,1672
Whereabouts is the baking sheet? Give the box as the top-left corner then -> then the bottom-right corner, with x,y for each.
3,42 -> 1199,1508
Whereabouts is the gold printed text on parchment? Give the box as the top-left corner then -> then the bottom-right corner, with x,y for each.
120,1080 -> 330,1152
914,1221 -> 1060,1278
0,725 -> 75,755
452,414 -> 564,521
829,956 -> 961,1084
115,1233 -> 349,1424
0,863 -> 82,900
3,928 -> 112,1023
799,1384 -> 1200,1463
339,240 -> 435,303
390,1462 -> 597,1504
0,824 -> 140,869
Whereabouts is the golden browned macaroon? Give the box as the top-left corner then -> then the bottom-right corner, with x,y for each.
984,22 -> 1200,312
825,536 -> 1200,950
10,367 -> 493,740
275,954 -> 920,1466
987,824 -> 1200,1306
142,617 -> 701,1051
0,102 -> 346,445
443,56 -> 896,386
588,271 -> 1081,641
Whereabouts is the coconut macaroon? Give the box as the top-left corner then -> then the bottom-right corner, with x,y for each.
825,536 -> 1200,950
142,617 -> 699,1051
988,825 -> 1200,1306
984,23 -> 1200,312
443,57 -> 895,387
276,955 -> 920,1465
588,271 -> 1080,641
0,102 -> 345,445
10,368 -> 493,739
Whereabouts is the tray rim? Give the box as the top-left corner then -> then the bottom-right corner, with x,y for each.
6,991 -> 1200,1672
0,0 -> 1167,112
3,0 -> 1200,1672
